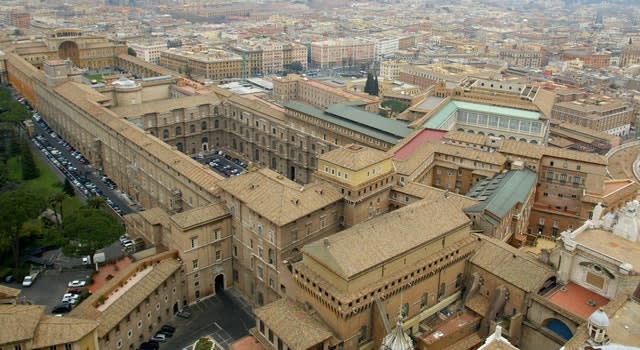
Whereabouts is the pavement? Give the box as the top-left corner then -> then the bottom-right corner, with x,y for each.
4,267 -> 94,313
162,290 -> 254,350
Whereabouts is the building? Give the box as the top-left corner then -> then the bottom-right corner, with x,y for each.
69,252 -> 183,350
465,169 -> 537,246
619,45 -> 640,67
127,41 -> 168,65
380,60 -> 408,81
561,49 -> 611,69
160,46 -> 242,81
551,96 -> 634,137
230,39 -> 308,77
310,38 -> 374,69
290,196 -> 478,349
10,29 -> 127,70
216,168 -> 343,306
0,286 -> 100,350
272,74 -> 379,111
124,204 -> 233,302
499,47 -> 546,68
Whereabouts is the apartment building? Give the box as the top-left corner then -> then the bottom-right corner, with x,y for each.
619,45 -> 640,67
230,39 -> 308,77
551,96 -> 633,136
160,46 -> 242,81
561,49 -> 611,69
498,47 -> 546,68
379,60 -> 407,80
127,41 -> 168,65
310,38 -> 374,69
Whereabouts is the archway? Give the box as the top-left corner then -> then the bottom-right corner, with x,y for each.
543,318 -> 573,340
173,302 -> 179,314
214,274 -> 224,294
58,41 -> 80,66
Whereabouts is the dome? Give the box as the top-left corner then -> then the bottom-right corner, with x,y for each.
589,308 -> 610,328
112,77 -> 137,89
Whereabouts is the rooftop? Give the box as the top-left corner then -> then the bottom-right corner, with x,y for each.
318,144 -> 391,171
217,168 -> 342,226
392,128 -> 447,161
543,282 -> 609,320
0,304 -> 44,344
571,228 -> 640,271
254,299 -> 333,350
285,101 -> 412,144
170,202 -> 229,230
470,236 -> 555,292
32,316 -> 98,348
302,196 -> 471,279
423,100 -> 542,129
465,169 -> 537,218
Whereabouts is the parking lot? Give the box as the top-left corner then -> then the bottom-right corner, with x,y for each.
196,152 -> 247,178
30,113 -> 135,217
3,267 -> 93,313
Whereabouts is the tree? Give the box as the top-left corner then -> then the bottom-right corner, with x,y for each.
62,207 -> 124,264
87,196 -> 105,210
382,100 -> 409,114
20,139 -> 39,180
372,75 -> 379,96
364,72 -> 375,95
48,192 -> 68,229
127,47 -> 137,57
63,179 -> 75,197
285,61 -> 304,73
0,189 -> 45,267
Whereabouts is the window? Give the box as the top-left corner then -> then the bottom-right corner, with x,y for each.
192,259 -> 199,269
175,126 -> 182,136
438,282 -> 446,300
358,326 -> 368,344
214,229 -> 222,241
420,293 -> 428,310
201,121 -> 207,130
190,124 -> 196,133
559,173 -> 567,184
268,249 -> 275,265
190,237 -> 198,248
573,176 -> 581,185
268,231 -> 274,243
257,225 -> 263,235
320,215 -> 327,229
257,265 -> 264,280
65,345 -> 72,350
216,250 -> 222,261
162,129 -> 169,139
233,245 -> 238,256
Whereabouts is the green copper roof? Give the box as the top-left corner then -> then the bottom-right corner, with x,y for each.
464,169 -> 537,218
423,100 -> 542,129
286,101 -> 413,144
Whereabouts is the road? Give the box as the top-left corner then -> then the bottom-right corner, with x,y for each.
163,291 -> 254,350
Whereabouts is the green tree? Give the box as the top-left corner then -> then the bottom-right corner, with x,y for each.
63,179 -> 75,197
127,47 -> 137,57
62,207 -> 124,264
48,192 -> 68,229
364,72 -> 375,95
382,100 -> 409,114
87,196 -> 106,209
0,189 -> 45,267
285,61 -> 304,73
20,139 -> 39,180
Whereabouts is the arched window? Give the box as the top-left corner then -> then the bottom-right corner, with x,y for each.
162,129 -> 169,139
201,137 -> 208,144
176,142 -> 184,152
268,249 -> 275,265
214,120 -> 219,128
190,124 -> 195,133
175,126 -> 182,136
201,121 -> 207,130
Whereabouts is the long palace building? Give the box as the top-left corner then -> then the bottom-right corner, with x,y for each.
1,31 -> 639,350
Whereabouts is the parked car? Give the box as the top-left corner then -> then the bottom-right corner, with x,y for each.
160,325 -> 176,334
22,275 -> 34,287
149,333 -> 167,342
140,342 -> 159,350
68,280 -> 86,288
52,302 -> 72,314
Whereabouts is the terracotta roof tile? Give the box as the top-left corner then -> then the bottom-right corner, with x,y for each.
318,144 -> 391,171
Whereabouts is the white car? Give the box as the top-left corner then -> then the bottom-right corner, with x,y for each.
22,276 -> 34,287
82,256 -> 90,265
62,293 -> 79,303
122,240 -> 134,248
68,280 -> 86,288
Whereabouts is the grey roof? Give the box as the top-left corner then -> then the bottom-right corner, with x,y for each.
285,102 -> 413,144
464,169 -> 537,218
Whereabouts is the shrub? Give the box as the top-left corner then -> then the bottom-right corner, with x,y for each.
106,274 -> 114,281
195,337 -> 213,350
